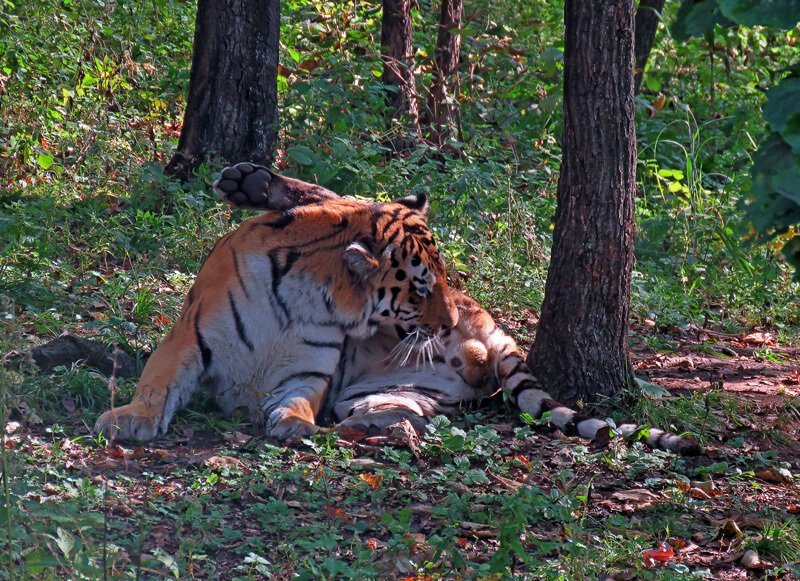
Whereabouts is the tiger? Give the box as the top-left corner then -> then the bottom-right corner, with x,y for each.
94,168 -> 459,442
212,164 -> 700,454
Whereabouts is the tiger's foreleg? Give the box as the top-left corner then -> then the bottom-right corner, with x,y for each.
94,320 -> 205,442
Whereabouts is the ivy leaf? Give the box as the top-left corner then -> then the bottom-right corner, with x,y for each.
763,76 -> 800,153
37,153 -> 54,169
747,133 -> 800,277
717,0 -> 800,28
672,0 -> 735,41
286,145 -> 315,166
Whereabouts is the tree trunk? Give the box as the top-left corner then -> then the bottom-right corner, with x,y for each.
634,0 -> 665,94
423,0 -> 463,147
526,0 -> 637,405
381,0 -> 420,150
166,0 -> 280,181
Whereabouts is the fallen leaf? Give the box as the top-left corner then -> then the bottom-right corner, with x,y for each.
511,454 -> 531,470
611,488 -> 661,508
223,431 -> 252,445
742,332 -> 775,346
755,468 -> 793,484
642,543 -> 674,568
324,506 -> 353,523
490,471 -> 523,491
359,473 -> 382,489
336,425 -> 368,443
203,455 -> 248,473
717,519 -> 743,539
460,521 -> 500,538
689,480 -> 722,499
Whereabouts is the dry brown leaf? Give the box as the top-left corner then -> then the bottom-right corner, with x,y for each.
460,521 -> 500,538
203,455 -> 248,473
754,468 -> 793,484
742,332 -> 776,346
324,506 -> 353,523
359,473 -> 382,489
717,519 -> 744,539
611,488 -> 662,507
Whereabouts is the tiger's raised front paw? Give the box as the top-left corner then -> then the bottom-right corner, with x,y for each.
94,404 -> 161,442
213,163 -> 273,209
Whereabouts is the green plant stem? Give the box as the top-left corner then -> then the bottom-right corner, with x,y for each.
1,396 -> 13,580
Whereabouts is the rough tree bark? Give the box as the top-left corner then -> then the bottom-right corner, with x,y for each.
381,0 -> 420,150
423,0 -> 463,147
634,0 -> 666,94
166,0 -> 280,181
527,0 -> 637,405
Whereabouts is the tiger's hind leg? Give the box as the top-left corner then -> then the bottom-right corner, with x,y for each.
333,371 -> 470,436
335,392 -> 434,436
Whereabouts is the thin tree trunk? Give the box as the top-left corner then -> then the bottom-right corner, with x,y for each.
527,0 -> 637,405
166,0 -> 280,181
634,0 -> 665,94
423,0 -> 462,147
381,0 -> 420,150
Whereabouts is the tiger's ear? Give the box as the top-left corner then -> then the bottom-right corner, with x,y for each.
395,192 -> 428,215
344,241 -> 381,280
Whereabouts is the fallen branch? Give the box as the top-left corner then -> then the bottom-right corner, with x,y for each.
4,333 -> 144,378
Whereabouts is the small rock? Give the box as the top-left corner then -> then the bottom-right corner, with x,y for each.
740,549 -> 760,569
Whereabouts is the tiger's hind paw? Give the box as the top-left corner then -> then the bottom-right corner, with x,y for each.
213,163 -> 274,210
338,411 -> 428,437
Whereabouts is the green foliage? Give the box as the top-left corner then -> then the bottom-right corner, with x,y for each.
673,0 -> 800,277
672,0 -> 735,41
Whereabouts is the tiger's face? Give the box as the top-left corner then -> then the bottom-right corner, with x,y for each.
343,194 -> 458,337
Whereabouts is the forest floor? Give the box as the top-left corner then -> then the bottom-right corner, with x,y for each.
4,325 -> 799,579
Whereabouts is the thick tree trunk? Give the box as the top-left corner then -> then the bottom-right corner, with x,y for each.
634,0 -> 665,94
527,0 -> 637,405
381,0 -> 420,150
166,0 -> 280,181
423,0 -> 463,147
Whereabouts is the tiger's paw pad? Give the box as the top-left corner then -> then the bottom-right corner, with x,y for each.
94,406 -> 160,442
213,163 -> 273,209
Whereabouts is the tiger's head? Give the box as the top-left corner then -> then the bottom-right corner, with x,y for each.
342,193 -> 459,338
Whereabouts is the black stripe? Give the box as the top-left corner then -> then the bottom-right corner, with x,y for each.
510,379 -> 537,402
274,371 -> 331,390
194,307 -> 212,369
506,361 -> 529,379
255,211 -> 295,229
302,339 -> 343,349
269,250 -> 299,321
228,292 -> 254,351
231,248 -> 250,300
186,287 -> 196,307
